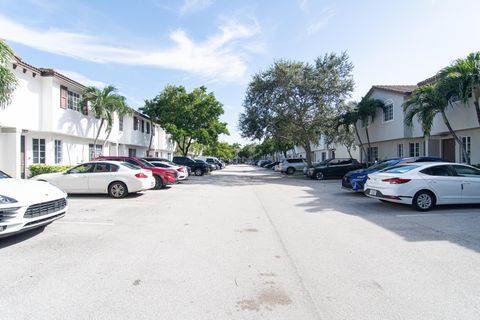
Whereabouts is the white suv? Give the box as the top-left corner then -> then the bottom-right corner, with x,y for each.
278,158 -> 307,174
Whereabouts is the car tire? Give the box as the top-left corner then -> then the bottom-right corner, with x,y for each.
195,169 -> 204,176
108,181 -> 128,198
315,171 -> 325,180
153,175 -> 164,189
412,190 -> 435,211
286,167 -> 295,175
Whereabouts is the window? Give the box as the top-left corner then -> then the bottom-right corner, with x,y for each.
409,142 -> 420,157
88,144 -> 103,160
421,165 -> 452,176
453,165 -> 480,177
462,136 -> 471,163
93,163 -> 119,173
128,148 -> 137,157
67,90 -> 80,111
383,103 -> 394,122
383,164 -> 419,174
32,139 -> 46,164
146,122 -> 150,134
152,125 -> 156,136
397,144 -> 404,157
119,116 -> 124,131
321,152 -> 326,161
367,147 -> 378,162
68,163 -> 95,174
133,117 -> 139,131
141,120 -> 145,133
54,140 -> 62,164
331,150 -> 335,159
60,86 -> 68,109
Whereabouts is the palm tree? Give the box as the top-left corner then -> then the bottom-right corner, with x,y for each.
80,85 -> 128,158
0,40 -> 17,109
438,52 -> 480,125
403,84 -> 469,163
357,97 -> 385,162
337,107 -> 367,162
102,95 -> 130,150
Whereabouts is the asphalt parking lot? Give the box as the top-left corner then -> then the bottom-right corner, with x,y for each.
1,165 -> 480,320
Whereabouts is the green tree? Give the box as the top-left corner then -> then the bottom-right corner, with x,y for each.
79,85 -> 129,157
0,40 -> 17,109
336,103 -> 366,161
356,97 -> 385,162
239,52 -> 354,166
438,52 -> 480,125
203,141 -> 236,159
142,85 -> 229,156
403,84 -> 469,163
238,144 -> 256,160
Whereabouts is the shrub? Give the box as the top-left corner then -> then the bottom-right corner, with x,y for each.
29,164 -> 73,177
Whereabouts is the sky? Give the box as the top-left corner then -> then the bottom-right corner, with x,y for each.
1,0 -> 479,144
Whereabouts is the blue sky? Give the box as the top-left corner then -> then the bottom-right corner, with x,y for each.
1,0 -> 479,144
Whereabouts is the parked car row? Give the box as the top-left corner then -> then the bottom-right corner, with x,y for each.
255,156 -> 480,211
0,155 -> 227,237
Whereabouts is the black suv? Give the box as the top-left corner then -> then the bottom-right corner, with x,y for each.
307,158 -> 362,180
173,156 -> 210,176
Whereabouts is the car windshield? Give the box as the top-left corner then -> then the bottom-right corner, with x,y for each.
382,164 -> 419,174
138,159 -> 154,168
0,170 -> 11,179
369,159 -> 399,171
121,163 -> 141,170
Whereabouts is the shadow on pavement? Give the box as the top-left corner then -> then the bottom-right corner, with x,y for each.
0,226 -> 45,250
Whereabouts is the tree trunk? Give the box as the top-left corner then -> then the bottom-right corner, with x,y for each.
184,137 -> 193,157
93,119 -> 104,158
102,128 -> 112,153
474,100 -> 480,127
147,122 -> 154,157
346,146 -> 353,159
441,111 -> 470,163
303,141 -> 312,166
365,126 -> 372,163
353,123 -> 367,164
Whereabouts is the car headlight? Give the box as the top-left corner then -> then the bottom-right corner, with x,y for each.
0,195 -> 18,204
356,175 -> 366,179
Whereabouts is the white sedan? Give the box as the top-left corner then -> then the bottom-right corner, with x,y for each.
0,169 -> 67,237
149,161 -> 189,180
364,162 -> 480,211
32,161 -> 155,198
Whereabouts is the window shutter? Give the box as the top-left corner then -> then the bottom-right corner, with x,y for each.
60,86 -> 68,109
81,101 -> 88,115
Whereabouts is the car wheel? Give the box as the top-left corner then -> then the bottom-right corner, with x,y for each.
315,171 -> 324,180
286,167 -> 295,175
154,175 -> 164,189
108,181 -> 128,198
195,169 -> 203,176
412,190 -> 435,211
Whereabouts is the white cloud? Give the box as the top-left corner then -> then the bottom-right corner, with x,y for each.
179,0 -> 214,15
56,69 -> 106,88
307,8 -> 335,35
0,15 -> 261,82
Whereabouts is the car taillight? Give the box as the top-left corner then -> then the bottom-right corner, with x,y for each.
135,172 -> 148,178
382,177 -> 411,184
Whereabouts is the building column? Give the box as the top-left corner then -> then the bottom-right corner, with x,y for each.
424,138 -> 429,156
1,128 -> 22,178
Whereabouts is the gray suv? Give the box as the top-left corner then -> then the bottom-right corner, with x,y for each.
278,158 -> 307,174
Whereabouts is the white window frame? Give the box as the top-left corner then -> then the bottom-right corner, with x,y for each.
67,90 -> 80,111
409,142 -> 420,157
119,116 -> 124,132
54,140 -> 62,164
367,146 -> 378,163
32,138 -> 46,164
462,136 -> 471,163
397,143 -> 404,157
383,101 -> 394,122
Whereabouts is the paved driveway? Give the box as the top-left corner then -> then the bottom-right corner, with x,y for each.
1,165 -> 479,319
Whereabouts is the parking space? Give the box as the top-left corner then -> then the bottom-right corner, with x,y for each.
1,165 -> 479,320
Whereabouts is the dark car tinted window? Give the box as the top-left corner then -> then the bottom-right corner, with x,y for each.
93,163 -> 119,173
152,162 -> 168,168
370,159 -> 400,171
69,163 -> 95,174
338,159 -> 352,165
0,170 -> 11,179
421,165 -> 452,176
453,165 -> 480,177
138,159 -> 154,168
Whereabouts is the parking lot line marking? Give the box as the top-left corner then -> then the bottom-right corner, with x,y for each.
57,221 -> 114,226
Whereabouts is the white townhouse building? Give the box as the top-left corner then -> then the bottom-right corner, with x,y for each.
356,82 -> 480,164
0,57 -> 176,178
294,135 -> 360,162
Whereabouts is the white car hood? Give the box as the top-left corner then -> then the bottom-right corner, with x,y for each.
0,179 -> 66,206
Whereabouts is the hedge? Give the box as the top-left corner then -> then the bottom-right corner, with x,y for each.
29,164 -> 73,178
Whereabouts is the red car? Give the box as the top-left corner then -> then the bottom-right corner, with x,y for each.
94,156 -> 177,189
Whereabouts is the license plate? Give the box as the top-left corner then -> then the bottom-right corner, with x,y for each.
369,189 -> 377,196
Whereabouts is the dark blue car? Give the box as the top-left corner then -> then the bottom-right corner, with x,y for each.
342,157 -> 448,191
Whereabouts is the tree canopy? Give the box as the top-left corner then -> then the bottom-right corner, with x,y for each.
0,40 -> 17,109
238,52 -> 354,165
142,85 -> 229,156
